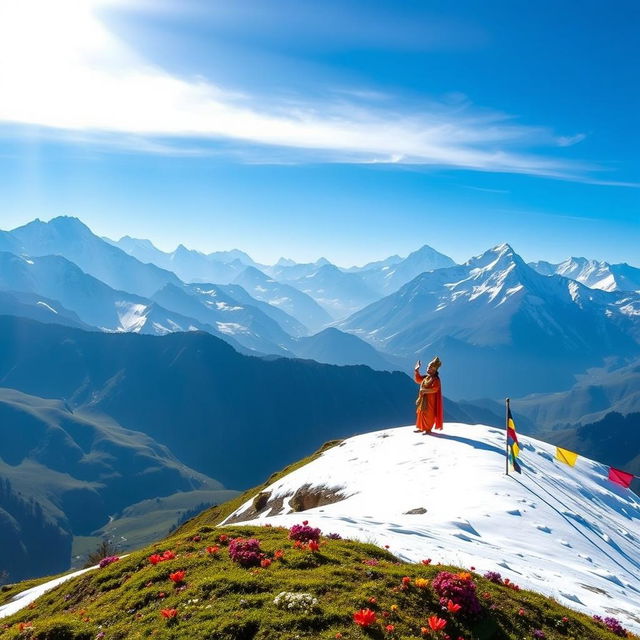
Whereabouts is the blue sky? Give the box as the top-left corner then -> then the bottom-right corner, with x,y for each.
0,0 -> 637,266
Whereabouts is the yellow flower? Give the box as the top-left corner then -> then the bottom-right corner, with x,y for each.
414,578 -> 429,588
390,604 -> 399,612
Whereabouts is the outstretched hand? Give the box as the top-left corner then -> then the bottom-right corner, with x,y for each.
414,360 -> 421,370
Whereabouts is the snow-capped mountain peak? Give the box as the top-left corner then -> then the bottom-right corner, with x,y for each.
225,423 -> 640,634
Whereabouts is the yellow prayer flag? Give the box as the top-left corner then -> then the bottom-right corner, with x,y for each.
556,447 -> 578,467
511,442 -> 520,458
508,417 -> 516,430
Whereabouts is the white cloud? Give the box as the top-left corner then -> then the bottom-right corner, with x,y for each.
0,0 -> 629,185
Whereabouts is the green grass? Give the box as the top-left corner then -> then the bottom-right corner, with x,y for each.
1,525 -> 635,640
1,440 -> 637,639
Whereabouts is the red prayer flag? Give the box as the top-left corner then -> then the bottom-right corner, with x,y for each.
608,467 -> 634,488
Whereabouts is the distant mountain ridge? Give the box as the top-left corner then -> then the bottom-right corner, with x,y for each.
0,316 -> 491,489
531,257 -> 640,292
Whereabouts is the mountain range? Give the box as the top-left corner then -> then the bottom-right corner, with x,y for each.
339,244 -> 640,398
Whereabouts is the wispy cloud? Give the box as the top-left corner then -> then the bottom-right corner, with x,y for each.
0,0 -> 632,186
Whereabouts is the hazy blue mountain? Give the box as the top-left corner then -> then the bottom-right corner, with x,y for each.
0,290 -> 90,330
218,282 -> 310,338
531,257 -> 640,292
357,244 -> 456,295
110,236 -> 253,284
289,263 -> 380,319
339,244 -> 640,399
8,217 -> 182,297
0,387 -> 234,581
0,317 -> 486,490
346,254 -> 403,273
505,358 -> 640,431
0,252 -> 216,336
233,266 -> 332,333
266,257 -> 333,282
293,327 -> 403,371
152,282 -> 296,356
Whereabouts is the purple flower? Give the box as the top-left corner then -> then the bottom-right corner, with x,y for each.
483,571 -> 502,584
326,532 -> 342,540
432,571 -> 482,619
228,538 -> 264,567
289,523 -> 322,543
593,615 -> 628,637
98,556 -> 120,568
533,630 -> 546,639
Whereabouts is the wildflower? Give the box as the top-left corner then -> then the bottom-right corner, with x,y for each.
385,624 -> 395,632
518,608 -> 525,616
99,556 -> 119,568
260,558 -> 272,568
456,572 -> 471,580
303,520 -> 309,525
414,578 -> 429,589
390,604 -> 399,612
289,523 -> 322,543
308,540 -> 320,552
326,532 -> 342,540
447,600 -> 462,613
228,538 -> 264,567
421,558 -> 432,565
274,549 -> 285,559
273,592 -> 318,612
192,535 -> 201,542
428,616 -> 447,631
368,597 -> 377,604
401,576 -> 412,586
353,608 -> 377,627
421,627 -> 428,635
160,609 -> 178,619
217,534 -> 228,544
206,545 -> 219,555
162,550 -> 176,560
18,622 -> 34,631
532,631 -> 545,639
169,571 -> 186,583
385,544 -> 390,549
335,634 -> 343,639
158,592 -> 166,599
149,554 -> 162,565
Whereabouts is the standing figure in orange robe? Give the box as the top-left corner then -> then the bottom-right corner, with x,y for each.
414,356 -> 443,433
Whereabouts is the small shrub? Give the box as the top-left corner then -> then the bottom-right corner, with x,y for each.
228,538 -> 264,567
593,615 -> 628,637
432,571 -> 482,618
273,591 -> 318,612
289,523 -> 321,543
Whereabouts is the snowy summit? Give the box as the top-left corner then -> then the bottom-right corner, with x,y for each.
225,423 -> 640,633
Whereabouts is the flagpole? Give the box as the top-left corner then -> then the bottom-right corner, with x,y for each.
505,397 -> 510,476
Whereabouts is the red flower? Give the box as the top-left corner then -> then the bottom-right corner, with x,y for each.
518,608 -> 525,616
385,624 -> 395,632
169,571 -> 186,583
368,597 -> 377,604
260,558 -> 272,568
447,600 -> 462,613
308,540 -> 320,552
218,534 -> 228,543
428,616 -> 447,631
353,608 -> 377,627
303,520 -> 309,525
158,592 -> 166,599
162,550 -> 176,560
17,622 -> 33,631
192,535 -> 201,542
335,635 -> 343,639
401,576 -> 412,585
421,558 -> 432,565
161,609 -> 178,619
149,554 -> 162,565
206,546 -> 219,554
274,549 -> 284,559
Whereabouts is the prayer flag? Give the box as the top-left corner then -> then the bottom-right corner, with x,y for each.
608,467 -> 634,488
555,447 -> 578,467
506,405 -> 521,473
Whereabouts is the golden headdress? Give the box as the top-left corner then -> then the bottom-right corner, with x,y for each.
428,356 -> 442,370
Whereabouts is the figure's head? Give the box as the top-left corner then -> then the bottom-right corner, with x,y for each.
427,356 -> 441,375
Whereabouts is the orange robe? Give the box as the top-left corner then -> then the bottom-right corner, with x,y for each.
414,370 -> 443,432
